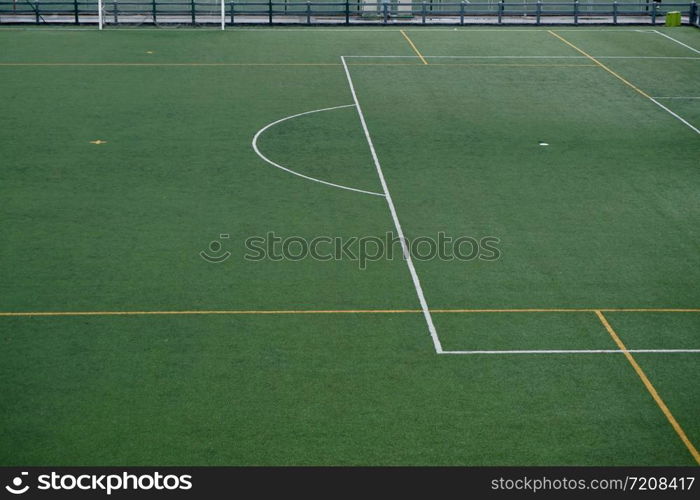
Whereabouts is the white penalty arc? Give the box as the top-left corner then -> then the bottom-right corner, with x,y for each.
252,104 -> 385,197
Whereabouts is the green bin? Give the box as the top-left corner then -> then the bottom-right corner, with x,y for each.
665,11 -> 682,27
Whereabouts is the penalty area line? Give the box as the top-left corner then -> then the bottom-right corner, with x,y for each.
341,55 -> 442,354
548,30 -> 700,136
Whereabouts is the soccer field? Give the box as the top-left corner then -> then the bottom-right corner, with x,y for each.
0,26 -> 699,466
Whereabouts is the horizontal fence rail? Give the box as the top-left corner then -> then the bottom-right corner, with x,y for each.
0,0 -> 697,26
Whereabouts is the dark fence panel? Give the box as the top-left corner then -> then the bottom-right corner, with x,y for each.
0,0 -> 697,26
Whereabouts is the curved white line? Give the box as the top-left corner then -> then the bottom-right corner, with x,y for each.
252,104 -> 385,197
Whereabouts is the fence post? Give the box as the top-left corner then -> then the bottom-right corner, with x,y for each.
230,1 -> 234,24
651,0 -> 657,24
690,1 -> 698,25
345,0 -> 349,24
460,1 -> 464,24
191,0 -> 195,25
383,1 -> 388,24
268,0 -> 273,24
113,0 -> 118,23
573,0 -> 578,24
306,1 -> 310,23
422,1 -> 426,23
536,0 -> 541,24
152,0 -> 156,22
613,0 -> 617,24
498,0 -> 503,23
74,0 -> 79,24
34,1 -> 39,23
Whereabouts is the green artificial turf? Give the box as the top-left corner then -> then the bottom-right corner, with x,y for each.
0,26 -> 698,465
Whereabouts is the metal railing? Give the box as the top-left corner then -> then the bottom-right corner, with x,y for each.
0,0 -> 697,26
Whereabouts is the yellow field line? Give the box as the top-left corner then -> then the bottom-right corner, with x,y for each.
400,30 -> 428,65
595,311 -> 700,466
1,308 -> 698,317
0,62 -> 342,67
434,63 -> 595,67
353,63 -> 595,67
433,308 -> 700,313
0,309 -> 418,317
0,62 -> 594,68
547,30 -> 653,99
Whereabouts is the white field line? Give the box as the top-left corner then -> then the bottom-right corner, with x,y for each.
344,55 -> 700,60
547,30 -> 700,136
653,97 -> 700,99
647,97 -> 700,135
340,55 -> 443,354
557,29 -> 657,32
442,349 -> 700,355
596,56 -> 700,60
653,30 -> 700,55
251,104 -> 385,197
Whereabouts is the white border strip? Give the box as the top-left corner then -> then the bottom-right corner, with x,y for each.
443,349 -> 700,355
252,104 -> 385,197
341,55 -> 443,354
344,55 -> 700,60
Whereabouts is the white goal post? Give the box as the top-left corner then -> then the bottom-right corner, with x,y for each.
221,0 -> 225,30
96,0 -> 226,29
